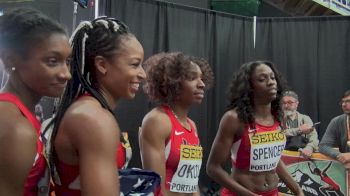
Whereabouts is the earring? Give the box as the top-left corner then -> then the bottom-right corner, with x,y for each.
11,67 -> 15,71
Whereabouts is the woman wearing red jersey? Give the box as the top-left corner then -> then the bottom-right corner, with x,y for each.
0,8 -> 71,195
49,17 -> 146,195
206,61 -> 303,196
139,52 -> 214,196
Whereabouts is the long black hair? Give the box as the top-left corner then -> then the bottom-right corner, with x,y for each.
48,17 -> 134,174
227,60 -> 287,126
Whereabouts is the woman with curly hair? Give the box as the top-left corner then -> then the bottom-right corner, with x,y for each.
139,52 -> 214,196
206,61 -> 303,196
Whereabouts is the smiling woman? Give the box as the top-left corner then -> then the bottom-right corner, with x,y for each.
48,17 -> 146,195
0,8 -> 71,195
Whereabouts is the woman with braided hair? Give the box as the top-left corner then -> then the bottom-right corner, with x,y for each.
49,17 -> 146,195
0,8 -> 71,195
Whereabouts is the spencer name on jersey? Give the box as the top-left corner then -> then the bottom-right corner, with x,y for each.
249,130 -> 286,172
252,144 -> 285,160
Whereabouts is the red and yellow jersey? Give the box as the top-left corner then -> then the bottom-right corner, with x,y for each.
231,120 -> 286,171
162,105 -> 202,193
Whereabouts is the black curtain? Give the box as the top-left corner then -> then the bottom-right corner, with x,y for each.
254,16 -> 350,139
101,0 -> 350,190
0,0 -> 61,21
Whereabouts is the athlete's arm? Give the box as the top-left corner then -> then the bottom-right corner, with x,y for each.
64,107 -> 119,196
139,109 -> 171,195
0,105 -> 37,195
206,109 -> 258,196
188,119 -> 202,196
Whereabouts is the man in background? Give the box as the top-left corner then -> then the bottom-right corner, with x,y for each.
282,90 -> 319,157
320,90 -> 350,169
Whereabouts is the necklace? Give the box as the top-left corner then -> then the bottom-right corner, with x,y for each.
169,106 -> 179,120
169,106 -> 190,131
172,110 -> 179,120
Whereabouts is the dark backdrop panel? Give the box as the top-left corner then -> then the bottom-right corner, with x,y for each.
317,17 -> 350,130
0,0 -> 60,21
255,18 -> 321,129
255,16 -> 350,136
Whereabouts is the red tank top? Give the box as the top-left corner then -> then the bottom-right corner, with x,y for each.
0,93 -> 46,196
162,105 -> 202,194
231,121 -> 286,171
54,121 -> 129,195
53,161 -> 80,196
54,143 -> 130,195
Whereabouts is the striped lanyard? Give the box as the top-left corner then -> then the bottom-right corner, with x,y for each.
347,116 -> 350,144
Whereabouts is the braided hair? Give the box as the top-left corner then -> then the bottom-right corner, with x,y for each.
226,60 -> 286,126
48,17 -> 134,174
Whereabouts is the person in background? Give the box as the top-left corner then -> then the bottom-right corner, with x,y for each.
281,90 -> 319,157
206,61 -> 304,196
49,17 -> 146,195
319,90 -> 350,169
0,8 -> 71,195
139,52 -> 214,196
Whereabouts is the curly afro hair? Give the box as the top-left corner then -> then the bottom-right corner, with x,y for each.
143,52 -> 214,103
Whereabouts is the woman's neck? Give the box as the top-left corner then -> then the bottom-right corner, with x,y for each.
98,86 -> 118,110
254,103 -> 272,116
253,103 -> 274,125
168,103 -> 192,130
169,103 -> 190,124
2,77 -> 40,113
